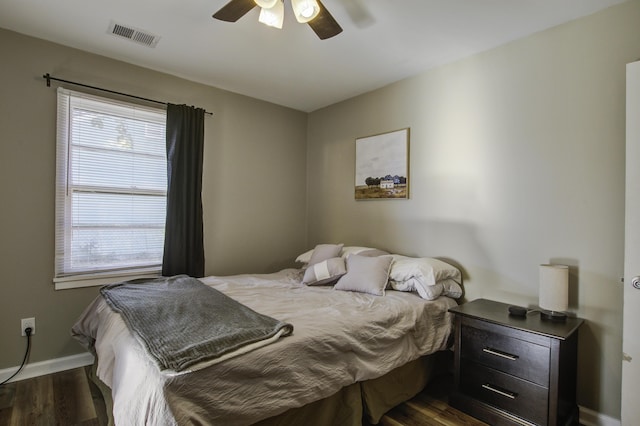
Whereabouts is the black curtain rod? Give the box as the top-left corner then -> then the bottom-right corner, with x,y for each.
42,73 -> 213,116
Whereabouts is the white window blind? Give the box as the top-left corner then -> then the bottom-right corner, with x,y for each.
54,88 -> 167,285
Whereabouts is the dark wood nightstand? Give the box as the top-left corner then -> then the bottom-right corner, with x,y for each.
449,298 -> 583,426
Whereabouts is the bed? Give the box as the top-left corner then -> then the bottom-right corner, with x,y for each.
72,246 -> 463,425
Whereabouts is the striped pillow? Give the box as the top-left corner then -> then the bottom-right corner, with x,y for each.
302,257 -> 346,286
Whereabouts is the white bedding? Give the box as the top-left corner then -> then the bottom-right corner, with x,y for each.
72,268 -> 457,425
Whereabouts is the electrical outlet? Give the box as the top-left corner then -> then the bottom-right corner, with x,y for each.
21,317 -> 35,336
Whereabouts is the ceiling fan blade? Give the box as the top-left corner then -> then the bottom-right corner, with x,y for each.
308,0 -> 343,40
213,0 -> 257,22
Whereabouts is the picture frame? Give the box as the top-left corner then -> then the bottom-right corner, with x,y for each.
355,128 -> 409,200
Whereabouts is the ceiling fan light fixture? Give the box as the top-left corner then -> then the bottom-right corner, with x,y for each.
212,0 -> 342,40
291,0 -> 320,23
258,0 -> 284,29
254,0 -> 278,8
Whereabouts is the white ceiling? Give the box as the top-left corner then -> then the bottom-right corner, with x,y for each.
0,0 -> 626,112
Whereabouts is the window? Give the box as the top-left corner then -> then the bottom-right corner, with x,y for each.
54,88 -> 167,289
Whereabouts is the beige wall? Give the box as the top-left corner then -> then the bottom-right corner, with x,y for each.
306,1 -> 640,419
0,29 -> 307,368
2,0 -> 639,420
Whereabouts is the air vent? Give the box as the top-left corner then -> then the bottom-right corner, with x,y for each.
107,21 -> 161,48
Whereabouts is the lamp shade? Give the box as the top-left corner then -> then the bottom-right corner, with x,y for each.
258,0 -> 284,29
539,264 -> 569,312
254,0 -> 278,8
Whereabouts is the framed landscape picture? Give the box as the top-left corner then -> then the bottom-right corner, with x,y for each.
355,128 -> 409,200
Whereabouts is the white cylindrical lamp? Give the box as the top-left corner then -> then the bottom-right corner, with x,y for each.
539,264 -> 569,321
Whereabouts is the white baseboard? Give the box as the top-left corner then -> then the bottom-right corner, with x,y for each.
0,352 -> 94,384
580,405 -> 621,426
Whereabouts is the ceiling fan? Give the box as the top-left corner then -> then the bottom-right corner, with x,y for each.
213,0 -> 343,40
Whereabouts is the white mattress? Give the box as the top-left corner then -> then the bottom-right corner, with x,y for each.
72,269 -> 457,425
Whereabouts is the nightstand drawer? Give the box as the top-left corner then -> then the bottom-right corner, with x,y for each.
461,360 -> 548,425
461,324 -> 550,386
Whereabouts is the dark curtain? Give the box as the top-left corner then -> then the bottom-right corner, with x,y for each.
162,104 -> 205,277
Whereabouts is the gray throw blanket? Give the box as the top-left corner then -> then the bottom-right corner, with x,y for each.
100,275 -> 293,372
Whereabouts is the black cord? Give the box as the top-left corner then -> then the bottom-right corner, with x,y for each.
0,328 -> 32,386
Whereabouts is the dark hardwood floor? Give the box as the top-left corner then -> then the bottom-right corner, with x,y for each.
0,366 -> 107,426
377,373 -> 488,426
0,367 -> 485,425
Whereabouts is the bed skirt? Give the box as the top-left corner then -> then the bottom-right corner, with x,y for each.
89,351 -> 448,426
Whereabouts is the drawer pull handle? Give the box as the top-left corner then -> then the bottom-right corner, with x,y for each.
483,347 -> 519,361
482,384 -> 518,399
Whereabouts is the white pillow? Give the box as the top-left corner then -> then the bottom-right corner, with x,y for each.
303,257 -> 346,286
389,255 -> 461,286
334,255 -> 393,296
340,246 -> 389,259
295,243 -> 344,266
389,278 -> 463,300
442,278 -> 463,299
295,249 -> 314,264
